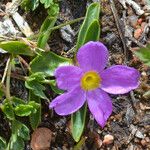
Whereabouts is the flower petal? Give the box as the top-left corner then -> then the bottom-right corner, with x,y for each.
49,86 -> 86,115
87,89 -> 112,128
101,65 -> 140,94
77,41 -> 108,72
55,65 -> 83,91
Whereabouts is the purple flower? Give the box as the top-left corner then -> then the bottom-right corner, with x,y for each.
49,41 -> 140,127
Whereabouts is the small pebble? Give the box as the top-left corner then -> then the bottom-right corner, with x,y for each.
103,134 -> 114,145
134,28 -> 142,39
137,18 -> 143,26
145,137 -> 150,143
141,71 -> 147,77
95,138 -> 103,149
31,127 -> 52,150
135,130 -> 145,139
141,139 -> 147,146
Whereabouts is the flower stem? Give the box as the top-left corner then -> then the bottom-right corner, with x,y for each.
48,17 -> 84,31
10,73 -> 27,81
28,17 -> 84,40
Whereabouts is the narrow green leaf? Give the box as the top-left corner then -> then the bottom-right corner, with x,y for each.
73,137 -> 87,150
71,2 -> 100,142
71,104 -> 87,142
37,15 -> 58,49
76,2 -> 100,50
30,51 -> 72,76
0,83 -> 4,99
0,136 -> 6,150
84,20 -> 100,43
29,91 -> 41,129
0,41 -> 35,56
1,100 -> 15,120
0,88 -> 4,99
134,44 -> 150,66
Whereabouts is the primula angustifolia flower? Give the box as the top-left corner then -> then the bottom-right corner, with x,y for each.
49,41 -> 140,127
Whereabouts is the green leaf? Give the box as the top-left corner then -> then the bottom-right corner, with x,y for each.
21,0 -> 39,11
27,72 -> 46,82
28,101 -> 40,110
11,97 -> 26,107
47,3 -> 59,16
134,44 -> 150,66
0,41 -> 35,56
50,80 -> 64,94
18,124 -> 30,140
25,72 -> 47,99
10,120 -> 30,141
29,91 -> 41,129
30,51 -> 72,76
15,104 -> 34,116
37,15 -> 58,49
8,120 -> 29,150
71,2 -> 100,142
0,136 -> 6,150
73,137 -> 87,150
25,79 -> 47,99
14,100 -> 40,117
71,104 -> 87,142
1,100 -> 15,120
40,0 -> 53,8
76,2 -> 100,50
0,87 -> 4,99
9,136 -> 25,150
12,120 -> 30,140
84,20 -> 100,43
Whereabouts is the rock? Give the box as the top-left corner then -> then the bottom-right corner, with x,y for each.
134,28 -> 142,39
31,127 -> 52,150
103,134 -> 114,145
125,105 -> 135,124
128,15 -> 138,28
130,125 -> 145,139
141,139 -> 147,146
135,130 -> 144,139
60,25 -> 75,43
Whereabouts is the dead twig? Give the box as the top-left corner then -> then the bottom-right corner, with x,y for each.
118,0 -> 144,16
5,0 -> 34,37
109,0 -> 128,63
128,36 -> 146,48
129,91 -> 138,114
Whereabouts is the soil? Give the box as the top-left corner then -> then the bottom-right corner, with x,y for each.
0,0 -> 150,150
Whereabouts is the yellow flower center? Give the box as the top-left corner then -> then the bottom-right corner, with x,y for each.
81,71 -> 101,91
